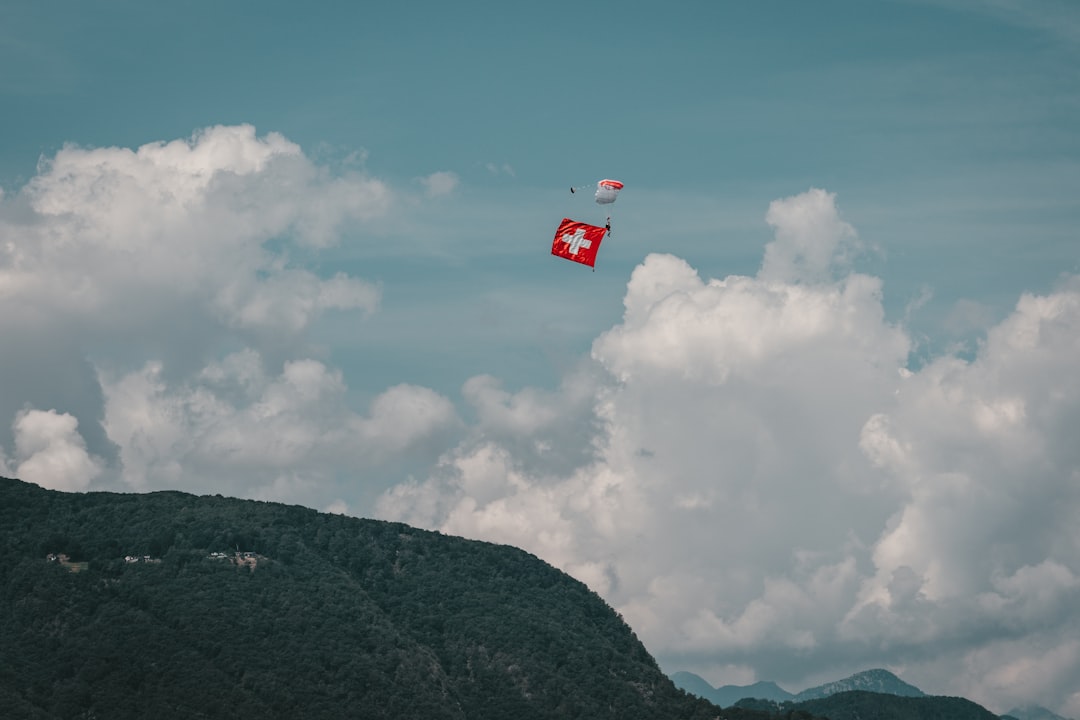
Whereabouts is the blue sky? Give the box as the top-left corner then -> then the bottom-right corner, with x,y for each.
3,1 -> 1076,348
2,1 -> 1079,715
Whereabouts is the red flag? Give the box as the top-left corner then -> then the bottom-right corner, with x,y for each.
551,218 -> 607,268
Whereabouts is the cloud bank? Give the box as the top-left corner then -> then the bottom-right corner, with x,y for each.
0,125 -> 460,506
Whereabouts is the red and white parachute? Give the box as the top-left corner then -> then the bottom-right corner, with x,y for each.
570,179 -> 624,205
594,179 -> 624,204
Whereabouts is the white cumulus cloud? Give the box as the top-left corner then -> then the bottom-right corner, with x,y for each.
420,170 -> 460,197
99,350 -> 460,501
760,187 -> 860,283
3,409 -> 102,491
0,125 -> 403,502
0,124 -> 385,339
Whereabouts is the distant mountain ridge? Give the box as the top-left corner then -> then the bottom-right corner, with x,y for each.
672,668 -> 923,707
670,672 -> 792,707
671,669 -> 1075,720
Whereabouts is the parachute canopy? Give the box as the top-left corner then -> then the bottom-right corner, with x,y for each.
570,179 -> 625,204
594,179 -> 623,205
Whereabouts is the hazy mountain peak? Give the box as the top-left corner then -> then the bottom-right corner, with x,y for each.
671,671 -> 793,707
794,668 -> 926,701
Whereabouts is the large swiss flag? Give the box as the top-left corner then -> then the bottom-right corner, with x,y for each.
551,218 -> 607,268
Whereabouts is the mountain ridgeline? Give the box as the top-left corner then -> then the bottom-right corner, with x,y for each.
671,668 -> 924,709
0,477 -> 720,720
671,672 -> 794,707
672,669 -> 1073,720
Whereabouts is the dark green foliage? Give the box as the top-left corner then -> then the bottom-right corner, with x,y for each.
0,477 -> 719,720
790,691 -> 1001,720
734,698 -> 788,713
727,692 -> 1000,720
723,707 -> 825,720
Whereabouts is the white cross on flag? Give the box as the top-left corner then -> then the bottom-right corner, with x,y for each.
551,218 -> 607,268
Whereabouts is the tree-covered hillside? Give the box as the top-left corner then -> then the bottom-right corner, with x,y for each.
0,477 -> 720,720
791,691 -> 1001,720
732,691 -> 1002,720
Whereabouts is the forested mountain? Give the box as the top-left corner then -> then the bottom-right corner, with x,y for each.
710,691 -> 1001,720
0,477 -> 720,720
788,691 -> 1000,720
723,691 -> 1001,720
